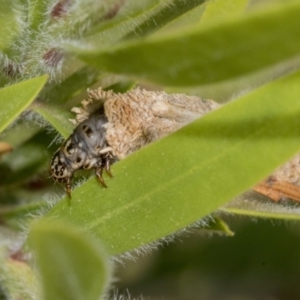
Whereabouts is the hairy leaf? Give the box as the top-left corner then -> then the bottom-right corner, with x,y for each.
0,75 -> 48,133
86,0 -> 205,45
73,2 -> 300,86
0,1 -> 19,53
223,191 -> 300,221
201,0 -> 248,24
33,103 -> 74,138
29,220 -> 111,300
45,70 -> 300,255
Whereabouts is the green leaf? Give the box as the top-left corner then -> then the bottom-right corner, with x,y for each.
45,70 -> 300,255
0,75 -> 48,133
0,248 -> 40,300
154,4 -> 206,35
0,120 -> 40,148
223,191 -> 300,221
29,220 -> 111,300
41,67 -> 103,106
84,0 -> 206,47
122,0 -> 206,39
27,0 -> 49,32
0,129 -> 57,187
33,103 -> 74,138
201,0 -> 248,24
86,0 -> 166,40
0,1 -> 19,53
50,0 -> 131,38
201,216 -> 234,236
168,55 -> 300,103
73,2 -> 300,86
104,80 -> 136,93
0,202 -> 47,230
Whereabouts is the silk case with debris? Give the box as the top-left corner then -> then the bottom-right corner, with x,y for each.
52,87 -> 300,203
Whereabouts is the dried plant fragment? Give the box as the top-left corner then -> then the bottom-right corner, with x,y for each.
254,154 -> 300,202
254,179 -> 300,202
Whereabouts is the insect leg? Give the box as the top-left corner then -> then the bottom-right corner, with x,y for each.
65,177 -> 72,199
105,156 -> 113,178
95,166 -> 107,188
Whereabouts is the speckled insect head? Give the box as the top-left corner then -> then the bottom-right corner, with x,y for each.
49,108 -> 116,197
50,88 -> 220,197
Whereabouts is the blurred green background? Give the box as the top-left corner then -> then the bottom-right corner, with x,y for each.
2,1 -> 300,299
115,217 -> 300,300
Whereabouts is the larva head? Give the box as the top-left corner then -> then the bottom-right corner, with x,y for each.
50,150 -> 71,181
49,109 -> 115,198
50,132 -> 91,197
49,146 -> 74,197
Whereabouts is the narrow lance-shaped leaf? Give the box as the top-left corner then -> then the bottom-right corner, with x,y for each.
122,0 -> 206,39
40,66 -> 103,106
0,249 -> 40,300
72,2 -> 300,86
0,202 -> 48,230
33,103 -> 74,138
0,75 -> 48,133
0,1 -> 19,53
46,70 -> 300,255
0,129 -> 58,187
86,0 -> 205,44
27,0 -> 49,32
222,191 -> 300,221
201,216 -> 234,236
29,220 -> 111,300
200,0 -> 248,24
